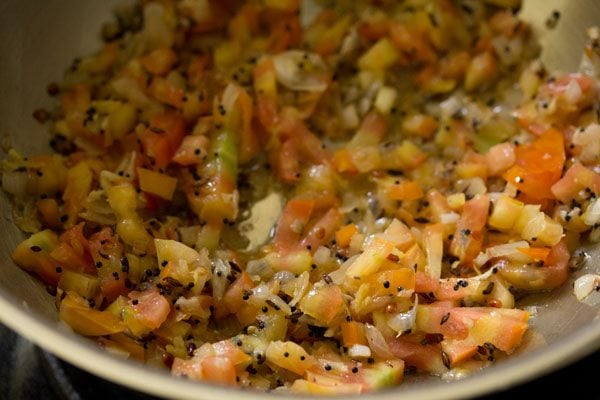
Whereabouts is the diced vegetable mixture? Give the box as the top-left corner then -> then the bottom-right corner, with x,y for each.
3,0 -> 600,394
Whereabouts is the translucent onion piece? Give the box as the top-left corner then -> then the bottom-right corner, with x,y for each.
574,274 -> 600,301
347,344 -> 372,359
211,258 -> 231,303
365,323 -> 394,359
272,50 -> 328,92
387,297 -> 418,335
289,271 -> 310,307
585,198 -> 600,226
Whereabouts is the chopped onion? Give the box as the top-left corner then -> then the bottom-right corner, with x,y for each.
374,86 -> 398,115
220,83 -> 245,122
439,95 -> 463,117
473,252 -> 490,267
584,198 -> 600,226
329,254 -> 359,285
142,2 -> 175,50
574,274 -> 600,301
246,258 -> 273,280
440,212 -> 460,225
365,323 -> 394,359
387,297 -> 418,335
289,272 -> 310,307
267,293 -> 291,314
313,246 -> 331,266
111,77 -> 159,109
487,241 -> 530,258
455,177 -> 487,197
273,271 -> 296,284
177,225 -> 201,247
211,258 -> 231,303
475,241 -> 530,267
341,104 -> 360,129
248,282 -> 271,304
272,51 -> 328,92
573,124 -> 600,163
347,344 -> 372,359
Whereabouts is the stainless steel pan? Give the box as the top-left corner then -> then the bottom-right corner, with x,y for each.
0,1 -> 598,399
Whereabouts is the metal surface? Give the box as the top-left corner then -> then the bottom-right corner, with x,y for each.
0,1 -> 599,399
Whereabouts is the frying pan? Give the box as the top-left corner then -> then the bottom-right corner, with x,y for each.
0,1 -> 599,399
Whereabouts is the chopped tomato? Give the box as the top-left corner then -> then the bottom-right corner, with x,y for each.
140,113 -> 186,169
387,336 -> 447,374
128,287 -> 171,330
485,142 -> 516,176
551,162 -> 600,203
88,227 -> 127,302
449,194 -> 489,262
416,303 -> 528,365
273,198 -> 315,250
335,223 -> 359,248
276,137 -> 300,183
300,208 -> 344,252
53,223 -> 93,273
140,47 -> 177,76
299,284 -> 345,325
267,15 -> 301,53
340,321 -> 367,346
201,356 -> 237,385
172,135 -> 210,166
503,129 -> 565,201
59,292 -> 125,336
415,271 -> 440,294
499,239 -> 570,290
212,340 -> 253,365
217,272 -> 255,318
149,77 -> 185,109
12,230 -> 61,285
62,161 -> 93,228
387,180 -> 424,201
389,23 -> 435,65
